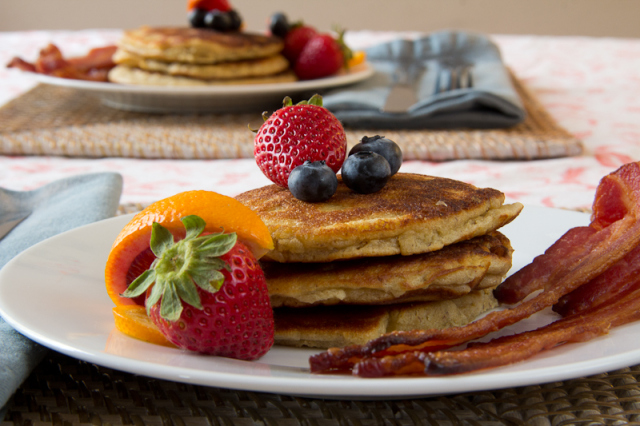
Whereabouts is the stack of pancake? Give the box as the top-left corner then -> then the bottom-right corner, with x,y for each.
108,26 -> 295,86
236,173 -> 523,349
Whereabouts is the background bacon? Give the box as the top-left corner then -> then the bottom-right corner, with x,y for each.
6,43 -> 116,82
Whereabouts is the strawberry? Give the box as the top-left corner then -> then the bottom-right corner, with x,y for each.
254,94 -> 347,187
282,25 -> 318,64
187,0 -> 231,12
294,31 -> 351,80
121,215 -> 274,360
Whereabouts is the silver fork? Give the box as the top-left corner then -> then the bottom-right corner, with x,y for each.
436,64 -> 473,93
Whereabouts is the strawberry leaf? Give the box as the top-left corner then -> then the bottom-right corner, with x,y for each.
121,269 -> 156,298
191,268 -> 225,292
182,215 -> 206,240
174,273 -> 203,309
196,233 -> 237,257
150,222 -> 174,257
160,281 -> 182,322
307,94 -> 323,107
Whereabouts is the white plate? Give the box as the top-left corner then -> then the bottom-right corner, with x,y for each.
2,205 -> 639,399
33,63 -> 374,113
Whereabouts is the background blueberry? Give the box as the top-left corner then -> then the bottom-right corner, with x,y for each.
288,160 -> 338,202
341,151 -> 391,194
204,10 -> 232,31
348,135 -> 403,176
188,8 -> 208,28
269,12 -> 290,38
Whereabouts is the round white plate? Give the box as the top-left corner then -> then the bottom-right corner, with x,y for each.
1,205 -> 639,399
33,63 -> 374,113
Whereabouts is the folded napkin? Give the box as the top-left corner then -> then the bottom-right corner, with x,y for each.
323,30 -> 526,129
0,172 -> 123,421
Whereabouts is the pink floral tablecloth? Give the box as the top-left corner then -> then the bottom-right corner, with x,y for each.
1,30 -> 639,209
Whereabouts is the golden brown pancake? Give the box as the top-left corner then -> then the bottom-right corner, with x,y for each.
274,289 -> 498,348
117,26 -> 285,64
112,48 -> 290,80
108,65 -> 296,86
266,231 -> 513,307
235,173 -> 523,263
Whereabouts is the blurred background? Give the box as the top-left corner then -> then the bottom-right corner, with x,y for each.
1,0 -> 639,37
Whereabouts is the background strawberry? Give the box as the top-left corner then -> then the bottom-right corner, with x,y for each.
254,95 -> 347,187
122,215 -> 274,360
282,25 -> 318,64
187,0 -> 231,11
294,31 -> 351,80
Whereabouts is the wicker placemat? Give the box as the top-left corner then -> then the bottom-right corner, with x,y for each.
5,350 -> 640,426
0,73 -> 582,161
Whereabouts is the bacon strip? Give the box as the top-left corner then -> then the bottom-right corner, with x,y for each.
495,162 -> 640,305
7,43 -> 116,82
493,227 -> 596,304
354,285 -> 640,377
310,162 -> 640,375
553,243 -> 640,316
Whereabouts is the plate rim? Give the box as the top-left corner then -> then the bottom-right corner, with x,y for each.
2,205 -> 640,399
31,62 -> 375,96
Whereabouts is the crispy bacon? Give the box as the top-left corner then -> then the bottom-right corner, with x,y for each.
310,161 -> 640,375
495,162 -> 640,305
553,242 -> 640,316
7,43 -> 116,82
355,285 -> 640,377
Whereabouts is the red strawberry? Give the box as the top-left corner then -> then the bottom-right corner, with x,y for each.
254,95 -> 347,187
122,215 -> 274,360
187,0 -> 231,12
295,32 -> 351,80
282,25 -> 318,64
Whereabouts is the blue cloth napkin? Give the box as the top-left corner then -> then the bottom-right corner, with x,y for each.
0,172 -> 123,421
322,30 -> 526,129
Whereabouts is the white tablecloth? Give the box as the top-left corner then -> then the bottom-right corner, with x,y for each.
1,30 -> 639,209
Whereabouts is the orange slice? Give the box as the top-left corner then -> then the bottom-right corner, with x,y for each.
112,305 -> 174,347
348,50 -> 366,68
105,190 -> 273,307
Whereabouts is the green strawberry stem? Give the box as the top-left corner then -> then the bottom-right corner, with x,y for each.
333,26 -> 353,68
250,94 -> 324,132
121,215 -> 237,322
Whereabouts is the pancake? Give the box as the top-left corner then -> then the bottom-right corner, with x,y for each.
274,289 -> 498,348
266,231 -> 513,307
235,173 -> 523,263
108,65 -> 297,86
112,48 -> 290,80
117,26 -> 284,64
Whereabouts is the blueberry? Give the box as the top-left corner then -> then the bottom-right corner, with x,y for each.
204,10 -> 232,31
188,8 -> 208,28
349,135 -> 403,176
269,12 -> 290,38
341,151 -> 391,194
288,161 -> 338,202
227,9 -> 242,31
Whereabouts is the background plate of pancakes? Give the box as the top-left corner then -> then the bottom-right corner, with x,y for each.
5,205 -> 640,399
32,27 -> 375,113
32,63 -> 372,113
34,64 -> 373,113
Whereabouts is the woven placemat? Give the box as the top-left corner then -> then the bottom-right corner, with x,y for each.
0,73 -> 582,161
5,350 -> 640,426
